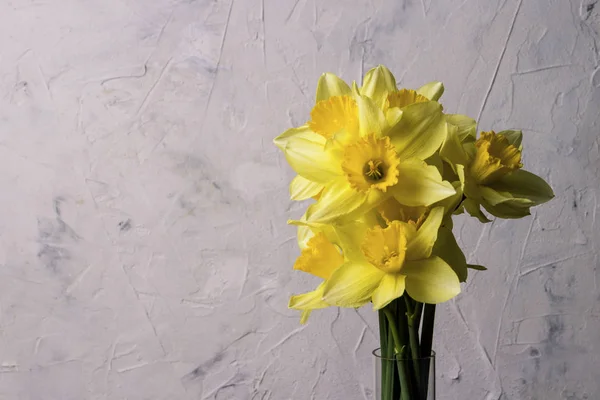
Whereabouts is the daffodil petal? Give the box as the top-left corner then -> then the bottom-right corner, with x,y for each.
297,224 -> 312,250
385,107 -> 403,128
479,185 -> 536,219
388,101 -> 446,160
361,65 -> 397,108
300,310 -> 311,324
403,256 -> 461,304
432,227 -> 468,282
498,129 -> 523,149
356,95 -> 388,138
446,114 -> 477,143
440,122 -> 469,167
277,127 -> 343,184
316,73 -> 351,102
289,283 -> 330,311
274,124 -> 317,150
406,206 -> 444,261
306,178 -> 388,223
434,178 -> 464,215
290,175 -> 324,201
489,169 -> 554,205
462,197 -> 491,223
372,274 -> 406,310
290,218 -> 339,250
294,231 -> 344,280
323,261 -> 384,307
416,81 -> 444,101
391,160 -> 456,207
333,220 -> 373,262
480,199 -> 532,219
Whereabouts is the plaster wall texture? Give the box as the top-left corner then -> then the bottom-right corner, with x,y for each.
0,0 -> 598,399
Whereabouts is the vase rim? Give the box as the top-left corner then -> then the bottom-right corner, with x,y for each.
372,347 -> 435,361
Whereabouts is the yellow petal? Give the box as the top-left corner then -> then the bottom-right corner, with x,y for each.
479,185 -> 538,219
290,175 -> 324,201
446,114 -> 477,143
297,223 -> 312,250
322,261 -> 384,307
462,197 -> 491,223
478,167 -> 554,219
361,221 -> 408,274
385,89 -> 429,110
432,227 -> 468,282
294,232 -> 344,280
333,220 -> 373,262
435,164 -> 465,214
385,107 -> 403,128
377,197 -> 428,226
290,217 -> 338,250
372,274 -> 406,310
406,207 -> 444,261
387,101 -> 446,160
403,256 -> 461,304
289,283 -> 331,324
440,122 -> 469,167
497,129 -> 523,149
276,126 -> 343,184
356,95 -> 388,138
469,131 -> 523,185
305,178 -> 388,223
417,81 -> 444,101
488,169 -> 554,206
309,95 -> 359,140
300,310 -> 311,324
289,283 -> 330,311
360,65 -> 397,108
316,73 -> 351,102
391,160 -> 456,207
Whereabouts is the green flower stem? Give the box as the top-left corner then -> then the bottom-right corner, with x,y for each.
396,298 -> 418,399
383,307 -> 402,354
405,296 -> 423,393
378,311 -> 392,400
420,303 -> 436,399
384,301 -> 414,400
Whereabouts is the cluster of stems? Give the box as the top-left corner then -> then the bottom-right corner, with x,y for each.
378,295 -> 435,400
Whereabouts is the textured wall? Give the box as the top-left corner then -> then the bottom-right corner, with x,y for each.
0,0 -> 597,399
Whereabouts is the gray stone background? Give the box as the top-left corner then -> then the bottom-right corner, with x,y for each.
0,0 -> 597,399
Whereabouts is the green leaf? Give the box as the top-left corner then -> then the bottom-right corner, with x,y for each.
467,264 -> 487,271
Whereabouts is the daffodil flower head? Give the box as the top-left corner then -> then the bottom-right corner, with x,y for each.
287,223 -> 346,324
440,121 -> 554,220
469,131 -> 523,185
321,207 -> 461,310
294,231 -> 344,280
342,134 -> 400,193
274,67 -> 456,224
361,221 -> 410,274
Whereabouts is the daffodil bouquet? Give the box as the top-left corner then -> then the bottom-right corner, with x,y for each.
274,65 -> 553,399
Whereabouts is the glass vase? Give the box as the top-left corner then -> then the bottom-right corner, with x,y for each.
373,348 -> 435,400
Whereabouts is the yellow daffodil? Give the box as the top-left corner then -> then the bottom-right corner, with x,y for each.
376,198 -> 469,282
321,207 -> 461,310
288,228 -> 341,324
274,68 -> 455,224
288,217 -> 374,323
440,119 -> 554,221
